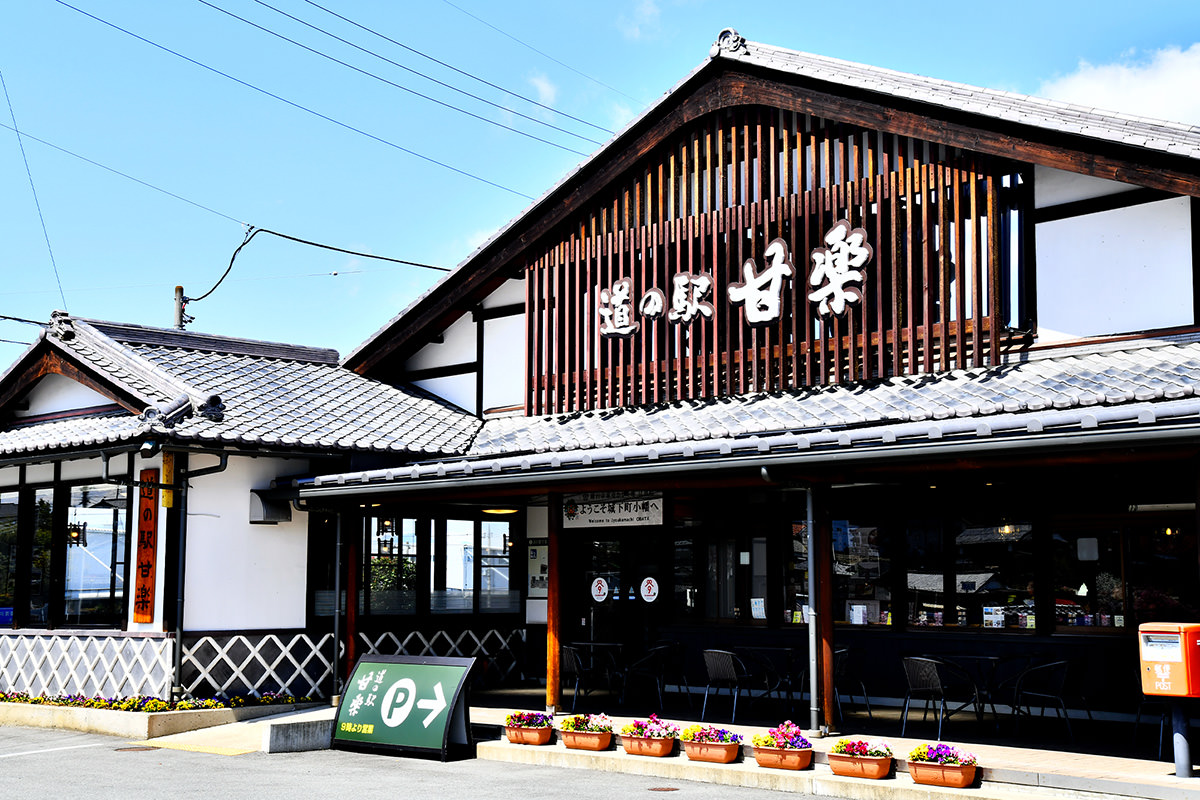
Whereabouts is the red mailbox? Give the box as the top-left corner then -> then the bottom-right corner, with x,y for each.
1139,622 -> 1200,697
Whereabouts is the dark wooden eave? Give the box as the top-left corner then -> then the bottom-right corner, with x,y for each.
0,341 -> 145,419
348,57 -> 1200,377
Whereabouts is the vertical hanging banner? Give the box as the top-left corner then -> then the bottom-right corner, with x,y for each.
134,468 -> 158,624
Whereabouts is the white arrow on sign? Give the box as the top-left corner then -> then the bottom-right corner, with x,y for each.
417,681 -> 446,728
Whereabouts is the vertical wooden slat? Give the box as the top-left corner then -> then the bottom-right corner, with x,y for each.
789,192 -> 802,387
986,168 -> 1001,365
526,260 -> 537,415
970,163 -> 983,368
845,181 -> 858,382
903,167 -> 916,375
937,166 -> 951,372
920,165 -> 933,374
890,168 -> 902,379
953,165 -> 966,371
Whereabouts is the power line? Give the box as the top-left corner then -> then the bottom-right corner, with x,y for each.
196,0 -> 590,156
0,338 -> 33,346
250,0 -> 604,145
440,0 -> 644,107
1,69 -> 68,311
301,0 -> 613,136
188,226 -> 449,306
54,0 -> 535,201
0,120 -> 245,225
0,314 -> 46,326
0,120 -> 451,283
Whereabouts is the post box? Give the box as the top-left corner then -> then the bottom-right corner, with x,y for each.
1139,622 -> 1200,697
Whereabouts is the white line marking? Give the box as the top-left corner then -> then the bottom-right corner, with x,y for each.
0,742 -> 108,759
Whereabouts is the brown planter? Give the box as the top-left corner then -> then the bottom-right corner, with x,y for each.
622,735 -> 676,757
683,740 -> 741,763
505,725 -> 553,745
908,761 -> 977,788
753,746 -> 813,770
561,730 -> 612,751
827,753 -> 893,779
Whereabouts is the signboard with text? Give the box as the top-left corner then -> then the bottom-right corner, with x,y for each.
133,468 -> 158,624
563,492 -> 663,529
332,655 -> 474,760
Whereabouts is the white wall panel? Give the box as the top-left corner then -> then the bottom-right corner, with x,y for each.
1035,165 -> 1141,208
1036,197 -> 1192,341
482,315 -> 525,411
406,314 -> 476,371
482,278 -> 525,308
414,374 -> 476,413
180,455 -> 310,631
18,374 -> 112,418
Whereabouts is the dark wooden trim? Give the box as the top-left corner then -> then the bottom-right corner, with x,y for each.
475,310 -> 485,417
402,362 -> 479,381
7,404 -> 125,426
472,302 -> 524,322
1033,187 -> 1177,224
0,346 -> 143,417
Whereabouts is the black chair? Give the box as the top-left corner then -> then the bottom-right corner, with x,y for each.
701,648 -> 757,723
1134,690 -> 1169,760
561,644 -> 600,712
1012,660 -> 1091,741
900,656 -> 981,739
615,644 -> 672,710
834,648 -> 873,722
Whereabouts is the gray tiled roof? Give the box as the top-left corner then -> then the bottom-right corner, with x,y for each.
0,315 -> 480,458
302,336 -> 1200,492
731,37 -> 1200,161
468,338 -> 1200,458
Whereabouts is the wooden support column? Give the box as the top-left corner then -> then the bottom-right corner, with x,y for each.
546,494 -> 563,712
344,513 -> 361,682
816,501 -> 836,729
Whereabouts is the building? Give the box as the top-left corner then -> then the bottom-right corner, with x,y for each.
0,312 -> 490,699
297,30 -> 1200,719
5,31 -> 1200,722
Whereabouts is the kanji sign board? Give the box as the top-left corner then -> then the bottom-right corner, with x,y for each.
331,655 -> 474,759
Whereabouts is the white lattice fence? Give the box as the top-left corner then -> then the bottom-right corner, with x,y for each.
181,632 -> 334,699
0,633 -> 173,698
360,627 -> 526,684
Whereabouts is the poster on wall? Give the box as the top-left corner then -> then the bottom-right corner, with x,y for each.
563,492 -> 663,529
527,537 -> 548,598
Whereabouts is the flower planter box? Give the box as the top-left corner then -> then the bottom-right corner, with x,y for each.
505,725 -> 553,745
827,753 -> 893,779
561,730 -> 612,751
622,735 -> 676,757
908,761 -> 977,788
753,746 -> 812,770
684,740 -> 740,763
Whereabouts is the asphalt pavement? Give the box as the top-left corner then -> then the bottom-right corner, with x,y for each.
0,725 -> 833,800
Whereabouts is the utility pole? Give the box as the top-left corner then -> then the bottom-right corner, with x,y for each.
174,286 -> 186,330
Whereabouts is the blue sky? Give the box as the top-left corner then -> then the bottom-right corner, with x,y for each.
3,1 -> 1200,367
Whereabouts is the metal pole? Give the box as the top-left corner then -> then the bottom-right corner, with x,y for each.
174,286 -> 185,329
172,463 -> 188,701
806,488 -> 819,732
331,513 -> 343,697
1172,699 -> 1193,778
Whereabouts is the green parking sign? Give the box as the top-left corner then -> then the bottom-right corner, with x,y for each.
332,655 -> 475,759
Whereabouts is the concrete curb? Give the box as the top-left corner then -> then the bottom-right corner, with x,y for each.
0,701 -> 323,740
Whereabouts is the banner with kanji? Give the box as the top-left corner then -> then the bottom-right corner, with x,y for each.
134,468 -> 158,624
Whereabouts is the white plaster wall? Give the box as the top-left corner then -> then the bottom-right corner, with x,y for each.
0,466 -> 20,487
482,315 -> 525,411
414,375 -> 475,413
481,278 -> 525,308
1036,197 -> 1192,341
61,453 -> 130,482
24,463 -> 53,484
1034,165 -> 1141,208
16,374 -> 112,418
406,314 -> 476,371
180,455 -> 309,631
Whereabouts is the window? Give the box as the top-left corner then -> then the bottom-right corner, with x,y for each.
955,522 -> 1036,630
836,520 -> 891,625
30,488 -> 51,626
63,484 -> 128,627
479,520 -> 515,613
0,491 -> 16,625
365,517 -> 417,615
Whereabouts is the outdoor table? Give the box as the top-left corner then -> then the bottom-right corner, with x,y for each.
737,645 -> 806,711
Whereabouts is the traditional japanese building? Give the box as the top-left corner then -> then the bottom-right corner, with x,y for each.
5,30 -> 1200,724
297,30 -> 1200,720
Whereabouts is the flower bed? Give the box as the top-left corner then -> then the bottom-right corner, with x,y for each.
907,743 -> 978,788
751,721 -> 812,770
620,715 -> 680,757
559,713 -> 614,751
827,737 -> 894,780
0,691 -> 319,740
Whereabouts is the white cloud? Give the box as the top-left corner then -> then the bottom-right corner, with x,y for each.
618,0 -> 661,41
528,73 -> 558,107
1036,44 -> 1200,125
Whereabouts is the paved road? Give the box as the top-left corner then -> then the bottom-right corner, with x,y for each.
0,726 -> 834,800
